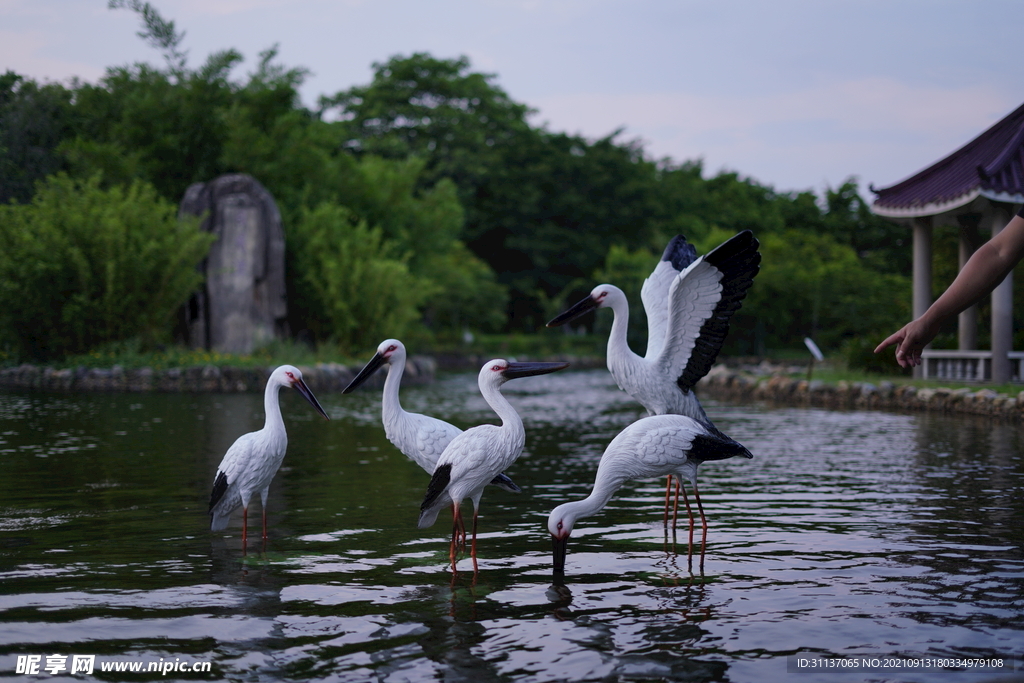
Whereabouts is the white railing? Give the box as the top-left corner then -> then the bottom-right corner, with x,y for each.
920,350 -> 1024,382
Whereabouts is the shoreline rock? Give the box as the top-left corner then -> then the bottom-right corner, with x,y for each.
0,357 -> 437,394
696,364 -> 1024,421
5,358 -> 1021,421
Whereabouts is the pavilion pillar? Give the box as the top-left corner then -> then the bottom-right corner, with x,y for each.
957,218 -> 979,350
989,207 -> 1013,384
912,216 -> 933,379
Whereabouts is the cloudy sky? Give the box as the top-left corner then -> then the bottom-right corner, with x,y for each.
3,0 -> 1022,195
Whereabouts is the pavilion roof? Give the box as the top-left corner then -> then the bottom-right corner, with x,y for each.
871,101 -> 1024,218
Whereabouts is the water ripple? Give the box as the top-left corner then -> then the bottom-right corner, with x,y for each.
0,374 -> 1022,681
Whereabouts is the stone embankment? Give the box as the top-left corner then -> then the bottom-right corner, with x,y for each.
0,357 -> 438,394
4,358 -> 1022,421
0,353 -> 598,393
696,364 -> 1024,421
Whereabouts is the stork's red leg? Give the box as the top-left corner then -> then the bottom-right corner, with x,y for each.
242,506 -> 248,549
456,505 -> 467,553
693,483 -> 708,573
451,502 -> 468,553
681,487 -> 695,571
449,502 -> 462,571
673,478 -> 681,531
449,503 -> 458,549
262,507 -> 268,541
470,509 -> 480,573
663,476 -> 673,526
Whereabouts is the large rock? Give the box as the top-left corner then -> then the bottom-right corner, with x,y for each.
180,174 -> 287,354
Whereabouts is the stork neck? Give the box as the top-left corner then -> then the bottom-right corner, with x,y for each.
381,356 -> 407,425
481,381 -> 524,436
605,296 -> 642,369
263,379 -> 285,433
567,470 -> 623,523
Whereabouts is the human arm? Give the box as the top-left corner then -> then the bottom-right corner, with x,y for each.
875,213 -> 1024,367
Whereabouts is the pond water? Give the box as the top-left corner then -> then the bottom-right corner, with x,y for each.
1,369 -> 1022,682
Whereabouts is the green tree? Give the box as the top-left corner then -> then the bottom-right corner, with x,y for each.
63,54 -> 240,201
220,106 -> 507,339
822,178 -> 911,275
51,3 -> 252,199
108,0 -> 189,74
7,0 -> 919,356
472,130 -> 664,328
323,52 -> 533,187
0,175 -> 213,360
290,203 -> 427,351
327,54 -> 666,329
419,241 -> 509,336
0,72 -> 75,204
737,228 -> 910,354
68,12 -> 506,345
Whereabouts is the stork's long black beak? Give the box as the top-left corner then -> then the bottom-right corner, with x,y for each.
552,534 -> 569,572
343,352 -> 386,394
546,295 -> 599,327
294,378 -> 330,420
502,361 -> 570,380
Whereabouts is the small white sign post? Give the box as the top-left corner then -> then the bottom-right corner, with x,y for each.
804,337 -> 824,380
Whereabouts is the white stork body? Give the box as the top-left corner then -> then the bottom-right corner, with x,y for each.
547,414 -> 752,573
548,232 -> 760,523
418,359 -> 569,570
209,365 -> 329,545
549,231 -> 760,422
600,285 -> 710,421
343,339 -> 520,494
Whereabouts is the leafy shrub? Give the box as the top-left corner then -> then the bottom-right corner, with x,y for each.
0,174 -> 213,360
732,229 -> 911,354
290,203 -> 428,352
844,336 -> 910,375
418,241 -> 509,336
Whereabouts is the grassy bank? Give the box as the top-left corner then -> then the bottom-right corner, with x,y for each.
784,364 -> 1024,398
43,339 -> 353,371
8,334 -> 1021,395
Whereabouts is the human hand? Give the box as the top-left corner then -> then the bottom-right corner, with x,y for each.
874,319 -> 936,368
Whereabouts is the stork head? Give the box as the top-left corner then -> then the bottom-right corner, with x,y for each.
343,339 -> 406,393
272,365 -> 330,420
478,359 -> 570,388
272,364 -> 303,387
547,503 -> 579,572
546,284 -> 625,327
376,338 -> 406,362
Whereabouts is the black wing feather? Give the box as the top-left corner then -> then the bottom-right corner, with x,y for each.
420,462 -> 452,512
209,470 -> 228,513
489,471 -> 522,492
689,432 -> 753,463
662,234 -> 698,272
677,230 -> 761,392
